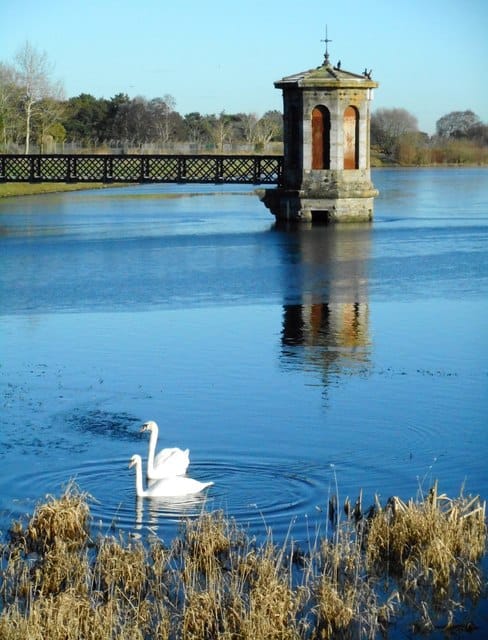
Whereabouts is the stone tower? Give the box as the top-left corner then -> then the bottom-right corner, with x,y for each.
262,45 -> 379,223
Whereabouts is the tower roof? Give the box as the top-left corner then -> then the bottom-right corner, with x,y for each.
275,60 -> 378,90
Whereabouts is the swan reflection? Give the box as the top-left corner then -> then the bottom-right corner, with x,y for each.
134,492 -> 210,530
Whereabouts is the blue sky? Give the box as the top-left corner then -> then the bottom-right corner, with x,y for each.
1,0 -> 487,134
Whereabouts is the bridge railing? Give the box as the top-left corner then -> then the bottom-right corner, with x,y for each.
0,154 -> 283,186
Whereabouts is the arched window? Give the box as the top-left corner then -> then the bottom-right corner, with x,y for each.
343,106 -> 359,169
311,106 -> 330,170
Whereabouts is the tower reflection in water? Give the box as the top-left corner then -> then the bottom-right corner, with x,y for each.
280,223 -> 372,381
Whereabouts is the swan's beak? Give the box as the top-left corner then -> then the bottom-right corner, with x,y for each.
140,423 -> 149,433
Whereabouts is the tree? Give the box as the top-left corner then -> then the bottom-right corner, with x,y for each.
14,41 -> 64,153
371,108 -> 418,159
149,95 -> 177,146
255,110 -> 283,145
0,62 -> 21,150
44,121 -> 66,148
106,93 -> 130,143
183,112 -> 211,147
64,93 -> 110,144
238,112 -> 259,145
464,123 -> 488,146
236,110 -> 283,149
436,110 -> 482,139
206,111 -> 235,151
35,97 -> 66,152
123,96 -> 152,145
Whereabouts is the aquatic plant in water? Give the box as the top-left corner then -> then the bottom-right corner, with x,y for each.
0,481 -> 485,638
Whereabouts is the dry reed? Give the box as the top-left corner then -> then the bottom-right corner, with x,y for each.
0,481 -> 485,639
364,480 -> 486,631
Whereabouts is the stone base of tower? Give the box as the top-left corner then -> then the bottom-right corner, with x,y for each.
260,187 -> 377,223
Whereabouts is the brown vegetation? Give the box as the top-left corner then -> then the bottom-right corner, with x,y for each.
372,139 -> 488,167
0,482 -> 485,638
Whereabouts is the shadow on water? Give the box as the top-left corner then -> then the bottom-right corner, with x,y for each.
60,409 -> 141,441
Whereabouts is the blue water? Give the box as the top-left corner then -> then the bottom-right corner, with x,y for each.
0,169 -> 487,558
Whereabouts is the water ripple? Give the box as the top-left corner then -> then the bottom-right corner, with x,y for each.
0,456 -> 338,543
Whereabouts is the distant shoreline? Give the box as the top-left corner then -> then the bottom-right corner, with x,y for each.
0,182 -> 116,199
1,164 -> 486,199
0,183 -> 256,200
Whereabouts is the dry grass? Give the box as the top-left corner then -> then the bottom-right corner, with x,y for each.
8,481 -> 91,555
0,481 -> 486,639
365,481 -> 486,631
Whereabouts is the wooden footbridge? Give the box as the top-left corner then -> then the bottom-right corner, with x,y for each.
0,154 -> 283,186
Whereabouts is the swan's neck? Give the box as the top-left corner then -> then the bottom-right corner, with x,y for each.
147,427 -> 158,471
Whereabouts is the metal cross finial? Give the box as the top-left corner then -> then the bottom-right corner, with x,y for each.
321,25 -> 332,65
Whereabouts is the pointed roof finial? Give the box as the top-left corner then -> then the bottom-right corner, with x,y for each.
321,25 -> 332,66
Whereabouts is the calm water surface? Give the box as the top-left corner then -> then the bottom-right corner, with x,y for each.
0,169 -> 487,558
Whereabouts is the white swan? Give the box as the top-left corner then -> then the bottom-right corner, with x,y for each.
129,455 -> 213,498
140,420 -> 190,480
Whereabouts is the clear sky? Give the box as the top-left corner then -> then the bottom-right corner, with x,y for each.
1,0 -> 487,134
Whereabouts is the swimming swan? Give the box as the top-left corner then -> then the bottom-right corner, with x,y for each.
141,420 -> 190,480
129,455 -> 213,498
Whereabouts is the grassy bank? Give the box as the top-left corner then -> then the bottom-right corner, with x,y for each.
0,183 -> 114,199
0,482 -> 485,638
0,183 -> 254,201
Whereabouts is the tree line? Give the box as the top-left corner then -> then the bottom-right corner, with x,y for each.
1,42 -> 487,164
57,93 -> 283,153
371,107 -> 488,165
0,43 -> 282,154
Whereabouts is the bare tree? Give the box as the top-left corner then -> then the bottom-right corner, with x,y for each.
237,111 -> 282,149
0,63 -> 28,150
436,110 -> 482,139
206,111 -> 234,151
254,110 -> 283,146
0,62 -> 22,150
371,107 -> 418,159
14,41 -> 64,153
150,94 -> 176,146
240,113 -> 259,144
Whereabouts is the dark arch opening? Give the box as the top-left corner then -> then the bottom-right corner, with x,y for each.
311,106 -> 330,170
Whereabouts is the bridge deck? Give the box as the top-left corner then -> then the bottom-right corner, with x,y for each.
0,154 -> 283,186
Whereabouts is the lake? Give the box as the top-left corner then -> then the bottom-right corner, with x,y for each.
0,169 -> 486,567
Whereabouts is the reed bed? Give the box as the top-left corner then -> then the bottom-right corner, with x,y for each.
0,481 -> 485,639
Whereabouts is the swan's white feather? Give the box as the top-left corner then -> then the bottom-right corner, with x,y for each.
141,421 -> 190,479
129,454 -> 212,498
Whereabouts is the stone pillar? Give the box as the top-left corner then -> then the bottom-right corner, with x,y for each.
261,55 -> 379,223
